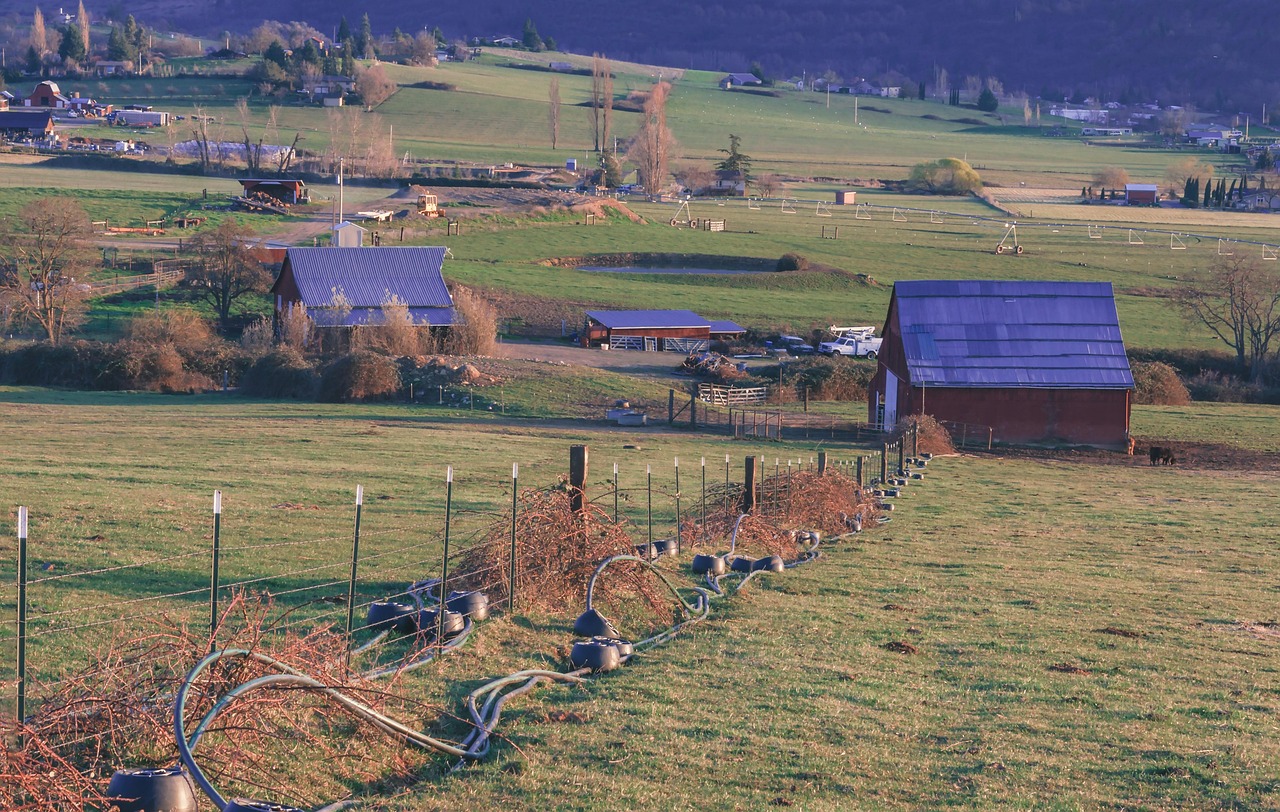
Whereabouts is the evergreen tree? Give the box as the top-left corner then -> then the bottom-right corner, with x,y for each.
25,44 -> 41,74
336,16 -> 351,44
544,35 -> 557,51
107,25 -> 134,61
357,13 -> 373,59
976,87 -> 999,112
264,40 -> 289,70
918,81 -> 925,100
297,39 -> 322,66
59,23 -> 87,63
521,18 -> 543,51
432,27 -> 445,45
716,133 -> 752,183
1202,180 -> 1211,208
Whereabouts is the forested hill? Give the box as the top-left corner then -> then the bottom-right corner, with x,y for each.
12,0 -> 1271,110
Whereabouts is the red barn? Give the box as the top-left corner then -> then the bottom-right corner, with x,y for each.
582,310 -> 743,352
868,280 -> 1134,447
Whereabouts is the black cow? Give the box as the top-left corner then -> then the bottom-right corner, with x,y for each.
1149,446 -> 1176,466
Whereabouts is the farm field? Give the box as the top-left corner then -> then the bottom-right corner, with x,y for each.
0,390 -> 1275,808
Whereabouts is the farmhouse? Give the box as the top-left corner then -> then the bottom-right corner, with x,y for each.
581,310 -> 744,352
1124,183 -> 1159,205
867,280 -> 1133,446
272,247 -> 456,336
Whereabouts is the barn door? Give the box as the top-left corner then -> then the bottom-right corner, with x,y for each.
883,370 -> 899,430
645,336 -> 657,351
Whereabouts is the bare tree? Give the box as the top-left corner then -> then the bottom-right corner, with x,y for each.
31,7 -> 47,54
754,173 -> 783,197
77,1 -> 90,55
589,53 -> 613,153
627,81 -> 676,195
674,163 -> 714,195
1164,156 -> 1214,193
1174,255 -> 1280,382
236,98 -> 266,174
184,222 -> 274,330
1093,166 -> 1130,189
354,64 -> 396,111
548,77 -> 561,150
0,197 -> 94,344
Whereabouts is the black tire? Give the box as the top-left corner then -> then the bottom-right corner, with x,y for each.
571,638 -> 621,672
223,801 -> 307,812
865,350 -> 877,360
1015,245 -> 1024,254
996,244 -> 1005,254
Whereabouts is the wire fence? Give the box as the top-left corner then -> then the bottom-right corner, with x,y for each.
0,440 -> 916,728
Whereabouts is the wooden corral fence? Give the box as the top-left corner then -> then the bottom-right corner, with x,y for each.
698,382 -> 768,406
937,419 -> 994,449
90,265 -> 186,296
729,408 -> 783,440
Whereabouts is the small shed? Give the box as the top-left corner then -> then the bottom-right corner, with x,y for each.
868,280 -> 1133,446
719,73 -> 763,89
272,247 -> 456,340
238,178 -> 308,205
331,221 -> 367,248
835,190 -> 857,205
583,310 -> 713,352
1125,183 -> 1158,206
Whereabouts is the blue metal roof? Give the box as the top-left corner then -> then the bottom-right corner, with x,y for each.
893,280 -> 1133,389
283,247 -> 453,310
709,319 -> 746,334
586,310 -> 711,329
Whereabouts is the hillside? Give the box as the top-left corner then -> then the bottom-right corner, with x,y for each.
7,0 -> 1271,110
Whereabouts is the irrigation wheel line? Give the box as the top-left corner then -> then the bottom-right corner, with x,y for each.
165,514 -> 863,810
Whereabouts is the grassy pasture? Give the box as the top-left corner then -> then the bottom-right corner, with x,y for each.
0,389 -> 1275,808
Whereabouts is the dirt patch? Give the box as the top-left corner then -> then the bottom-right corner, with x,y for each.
539,252 -> 778,271
882,603 -> 909,611
883,641 -> 918,655
1233,621 -> 1280,641
1048,662 -> 1091,675
400,185 -> 643,222
984,440 -> 1280,472
1098,626 -> 1144,639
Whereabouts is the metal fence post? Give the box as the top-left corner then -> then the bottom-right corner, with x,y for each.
724,454 -> 730,515
613,462 -> 619,523
344,486 -> 364,641
16,507 -> 28,726
438,467 -> 453,646
673,457 -> 681,555
509,464 -> 518,613
210,491 -> 222,640
646,464 -> 653,546
700,457 -> 707,530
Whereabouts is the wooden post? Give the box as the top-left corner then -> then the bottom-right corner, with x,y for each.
856,456 -> 864,488
569,445 -> 588,514
689,390 -> 697,429
803,386 -> 809,413
881,443 -> 889,484
742,455 -> 757,514
817,451 -> 827,475
668,389 -> 675,424
897,438 -> 905,474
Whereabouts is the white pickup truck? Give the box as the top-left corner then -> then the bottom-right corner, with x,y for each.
818,326 -> 882,359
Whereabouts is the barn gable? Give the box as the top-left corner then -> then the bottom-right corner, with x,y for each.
273,246 -> 455,327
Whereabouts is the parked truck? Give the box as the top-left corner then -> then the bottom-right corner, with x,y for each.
818,326 -> 882,359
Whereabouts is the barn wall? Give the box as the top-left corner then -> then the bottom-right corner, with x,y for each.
609,327 -> 711,339
906,387 -> 1131,446
868,296 -> 909,425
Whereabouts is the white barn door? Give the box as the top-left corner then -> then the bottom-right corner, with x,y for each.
883,369 -> 899,430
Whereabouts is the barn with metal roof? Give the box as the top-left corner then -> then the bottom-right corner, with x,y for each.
868,280 -> 1134,446
582,310 -> 744,352
271,246 -> 455,330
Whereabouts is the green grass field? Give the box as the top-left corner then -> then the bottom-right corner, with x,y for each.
0,389 -> 1275,808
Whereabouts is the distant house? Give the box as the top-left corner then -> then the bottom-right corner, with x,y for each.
93,60 -> 133,76
304,75 -> 355,96
712,170 -> 747,196
1050,107 -> 1108,124
548,61 -> 574,72
271,246 -> 457,335
491,35 -> 521,47
24,81 -> 70,109
719,73 -> 762,89
1124,183 -> 1159,206
878,86 -> 901,98
0,111 -> 56,138
1185,127 -> 1242,148
867,280 -> 1133,446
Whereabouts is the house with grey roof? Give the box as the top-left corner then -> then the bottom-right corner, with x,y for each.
868,281 -> 1133,446
271,247 -> 456,343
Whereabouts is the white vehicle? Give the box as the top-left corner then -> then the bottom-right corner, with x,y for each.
818,326 -> 882,359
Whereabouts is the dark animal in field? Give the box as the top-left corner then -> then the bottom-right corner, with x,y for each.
1148,446 -> 1176,466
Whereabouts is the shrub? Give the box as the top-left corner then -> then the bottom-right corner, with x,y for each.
776,253 -> 809,272
444,286 -> 498,356
778,356 -> 875,401
1130,361 -> 1191,405
356,295 -> 437,357
98,340 -> 214,393
1,341 -> 109,388
240,349 -> 318,399
318,351 -> 401,402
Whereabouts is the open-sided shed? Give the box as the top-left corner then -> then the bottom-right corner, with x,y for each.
868,280 -> 1134,446
583,310 -> 720,352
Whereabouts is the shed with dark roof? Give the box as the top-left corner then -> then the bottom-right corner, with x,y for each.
583,309 -> 715,352
272,247 -> 456,336
868,280 -> 1133,446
